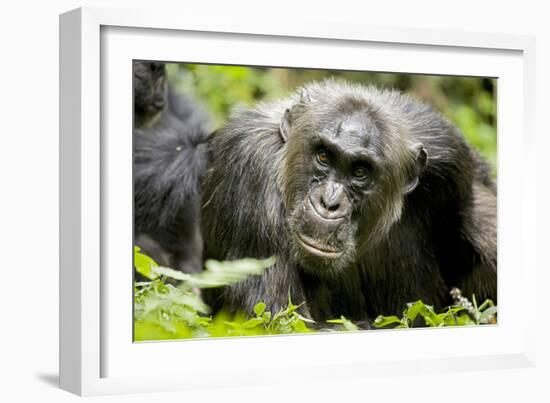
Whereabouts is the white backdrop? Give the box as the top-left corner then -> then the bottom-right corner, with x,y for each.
0,0 -> 548,402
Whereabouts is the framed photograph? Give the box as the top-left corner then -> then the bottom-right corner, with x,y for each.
60,7 -> 537,396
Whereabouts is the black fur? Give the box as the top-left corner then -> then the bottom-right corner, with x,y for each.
133,61 -> 167,128
134,62 -> 212,273
202,79 -> 497,322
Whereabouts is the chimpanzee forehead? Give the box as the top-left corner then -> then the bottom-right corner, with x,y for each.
331,111 -> 380,149
312,111 -> 383,163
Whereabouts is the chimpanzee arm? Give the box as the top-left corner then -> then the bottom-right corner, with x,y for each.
456,181 -> 498,303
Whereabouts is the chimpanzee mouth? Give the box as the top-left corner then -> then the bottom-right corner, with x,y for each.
295,232 -> 343,258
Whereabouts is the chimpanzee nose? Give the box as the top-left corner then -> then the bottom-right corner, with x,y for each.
321,192 -> 340,212
310,182 -> 351,220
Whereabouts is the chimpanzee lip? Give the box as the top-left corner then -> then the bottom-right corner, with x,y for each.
295,232 -> 343,258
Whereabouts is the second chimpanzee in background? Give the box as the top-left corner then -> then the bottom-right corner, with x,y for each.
133,61 -> 211,273
133,61 -> 167,129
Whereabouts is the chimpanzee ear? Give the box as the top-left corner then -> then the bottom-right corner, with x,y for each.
299,89 -> 312,104
403,143 -> 428,195
279,107 -> 292,143
279,91 -> 312,143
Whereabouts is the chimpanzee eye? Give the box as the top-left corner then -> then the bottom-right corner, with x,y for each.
353,166 -> 368,179
316,149 -> 329,165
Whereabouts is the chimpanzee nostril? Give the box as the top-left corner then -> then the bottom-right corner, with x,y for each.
310,181 -> 351,219
320,191 -> 342,213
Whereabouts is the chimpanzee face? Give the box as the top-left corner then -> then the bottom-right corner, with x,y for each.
281,99 -> 426,277
133,61 -> 167,126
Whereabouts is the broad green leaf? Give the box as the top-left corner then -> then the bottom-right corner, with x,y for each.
373,315 -> 402,328
152,266 -> 193,281
150,256 -> 275,289
405,301 -> 427,322
196,256 -> 276,288
254,302 -> 266,316
168,292 -> 210,314
243,317 -> 265,329
134,247 -> 159,279
291,319 -> 312,333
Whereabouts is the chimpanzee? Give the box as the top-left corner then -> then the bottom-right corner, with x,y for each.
201,79 -> 497,322
133,61 -> 168,128
133,61 -> 212,273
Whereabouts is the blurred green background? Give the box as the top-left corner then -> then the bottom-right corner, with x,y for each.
166,64 -> 497,174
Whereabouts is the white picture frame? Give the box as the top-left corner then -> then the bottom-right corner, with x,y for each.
59,6 -> 537,396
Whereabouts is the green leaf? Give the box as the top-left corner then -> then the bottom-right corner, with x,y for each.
326,319 -> 344,324
405,301 -> 426,322
478,299 -> 495,311
373,315 -> 402,328
254,302 -> 266,316
291,318 -> 312,333
152,266 -> 193,281
134,246 -> 159,279
293,313 -> 315,324
168,291 -> 210,314
149,256 -> 275,290
327,316 -> 358,331
452,312 -> 477,326
482,306 -> 497,317
196,256 -> 276,288
340,316 -> 359,332
243,317 -> 265,329
421,308 -> 444,327
479,306 -> 498,324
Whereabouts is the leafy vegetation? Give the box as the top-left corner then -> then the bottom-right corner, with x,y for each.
372,295 -> 497,329
133,248 -> 497,341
